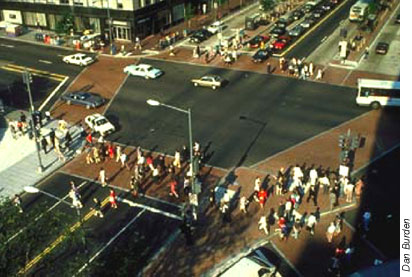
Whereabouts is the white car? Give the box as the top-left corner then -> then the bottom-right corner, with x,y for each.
85,113 -> 115,137
207,21 -> 226,34
192,75 -> 223,90
63,53 -> 95,66
123,64 -> 163,79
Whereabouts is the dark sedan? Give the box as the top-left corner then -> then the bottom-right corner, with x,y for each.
252,49 -> 270,63
61,91 -> 105,109
248,35 -> 270,48
375,42 -> 389,55
270,27 -> 286,38
189,29 -> 212,43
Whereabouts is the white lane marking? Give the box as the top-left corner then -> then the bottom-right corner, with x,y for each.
6,181 -> 88,245
75,209 -> 146,275
38,59 -> 53,64
321,36 -> 328,42
0,43 -> 15,48
39,76 -> 69,111
118,197 -> 183,220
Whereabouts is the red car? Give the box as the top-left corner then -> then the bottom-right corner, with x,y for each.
271,36 -> 291,50
248,35 -> 270,48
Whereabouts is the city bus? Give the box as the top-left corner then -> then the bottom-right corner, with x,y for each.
349,0 -> 371,22
356,78 -> 400,109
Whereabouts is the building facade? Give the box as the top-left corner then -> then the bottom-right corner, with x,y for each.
0,0 -> 195,42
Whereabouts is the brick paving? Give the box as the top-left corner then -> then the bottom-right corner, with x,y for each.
50,56 -> 134,125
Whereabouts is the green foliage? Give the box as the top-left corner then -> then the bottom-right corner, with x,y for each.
260,0 -> 275,12
55,12 -> 75,35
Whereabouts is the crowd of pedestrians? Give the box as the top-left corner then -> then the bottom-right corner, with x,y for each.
278,57 -> 324,80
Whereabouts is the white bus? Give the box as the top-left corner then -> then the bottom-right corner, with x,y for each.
356,78 -> 400,109
349,0 -> 370,22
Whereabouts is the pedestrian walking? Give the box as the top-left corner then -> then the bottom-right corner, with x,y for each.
292,218 -> 302,239
120,152 -> 130,169
65,131 -> 72,148
205,51 -> 209,63
86,132 -> 93,146
99,167 -> 107,186
20,112 -> 26,129
173,149 -> 181,169
220,201 -> 230,223
326,221 -> 336,243
275,177 -> 283,195
183,176 -> 190,195
130,176 -> 138,197
316,68 -> 323,80
169,178 -> 179,198
134,36 -> 142,50
254,177 -> 261,193
49,128 -> 56,149
267,62 -> 271,74
306,213 -> 317,235
109,188 -> 118,209
92,197 -> 104,218
152,166 -> 160,183
107,144 -> 115,159
355,177 -> 364,198
344,181 -> 354,202
258,216 -> 269,235
364,47 -> 369,59
40,136 -> 48,154
69,189 -> 83,208
258,188 -> 267,209
12,194 -> 23,213
239,196 -> 249,214
116,146 -> 122,162
306,184 -> 319,206
329,187 -> 337,210
362,209 -> 371,232
309,62 -> 314,76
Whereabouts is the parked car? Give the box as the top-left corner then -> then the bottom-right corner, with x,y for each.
207,21 -> 226,34
191,75 -> 223,90
303,4 -> 315,13
270,27 -> 286,38
62,53 -> 95,66
321,2 -> 333,11
375,42 -> 389,55
85,113 -> 115,137
274,21 -> 287,29
252,49 -> 269,63
259,18 -> 271,25
300,18 -> 315,29
272,36 -> 291,50
279,15 -> 294,25
288,25 -> 305,37
248,35 -> 270,48
293,10 -> 304,20
313,9 -> 326,18
123,64 -> 163,79
189,29 -> 212,43
60,91 -> 105,109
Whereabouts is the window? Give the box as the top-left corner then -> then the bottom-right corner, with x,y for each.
117,0 -> 123,9
9,14 -> 16,19
60,0 -> 69,4
74,0 -> 84,6
145,0 -> 151,6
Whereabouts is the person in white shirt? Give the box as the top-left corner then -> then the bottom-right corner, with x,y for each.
309,168 -> 318,185
306,213 -> 317,235
239,196 -> 249,214
326,221 -> 336,243
99,168 -> 106,187
258,216 -> 269,235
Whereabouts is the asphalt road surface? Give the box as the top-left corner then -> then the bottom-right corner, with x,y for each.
106,59 -> 366,169
13,172 -> 181,275
0,39 -> 86,111
285,0 -> 357,59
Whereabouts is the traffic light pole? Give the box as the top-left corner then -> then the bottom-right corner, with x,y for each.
24,70 -> 44,173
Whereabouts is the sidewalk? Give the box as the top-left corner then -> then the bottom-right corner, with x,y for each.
0,112 -> 84,197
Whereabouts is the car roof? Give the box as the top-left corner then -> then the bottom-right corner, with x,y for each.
71,53 -> 87,57
220,257 -> 271,277
136,64 -> 153,69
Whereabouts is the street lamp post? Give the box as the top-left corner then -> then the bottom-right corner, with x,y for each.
146,99 -> 197,214
23,70 -> 43,173
23,186 -> 87,252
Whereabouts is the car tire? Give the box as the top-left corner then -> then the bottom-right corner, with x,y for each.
145,75 -> 149,80
370,101 -> 381,110
66,100 -> 71,105
194,82 -> 198,87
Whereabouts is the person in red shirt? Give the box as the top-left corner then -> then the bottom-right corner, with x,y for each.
109,188 -> 117,209
146,156 -> 154,171
86,133 -> 93,146
258,188 -> 267,209
169,178 -> 179,198
107,144 -> 114,159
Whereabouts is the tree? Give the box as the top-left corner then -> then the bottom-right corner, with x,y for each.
0,196 -> 84,275
260,0 -> 275,13
55,12 -> 75,35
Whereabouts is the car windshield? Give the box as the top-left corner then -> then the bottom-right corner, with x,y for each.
95,118 -> 108,126
147,66 -> 155,71
78,93 -> 90,100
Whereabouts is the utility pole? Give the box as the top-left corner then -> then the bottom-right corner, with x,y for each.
23,70 -> 44,173
107,0 -> 113,54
